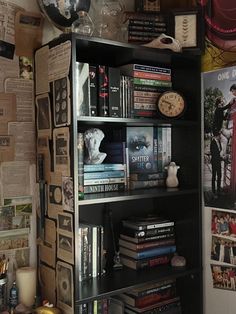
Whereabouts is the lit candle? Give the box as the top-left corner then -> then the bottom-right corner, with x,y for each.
16,267 -> 36,307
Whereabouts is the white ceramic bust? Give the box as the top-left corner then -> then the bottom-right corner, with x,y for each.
84,128 -> 107,164
165,161 -> 180,188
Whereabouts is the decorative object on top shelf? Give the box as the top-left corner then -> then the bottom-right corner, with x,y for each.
143,33 -> 182,52
71,10 -> 94,36
169,7 -> 204,51
135,0 -> 160,13
171,253 -> 186,268
37,0 -> 91,32
165,162 -> 180,188
94,0 -> 126,41
157,90 -> 186,119
84,128 -> 107,164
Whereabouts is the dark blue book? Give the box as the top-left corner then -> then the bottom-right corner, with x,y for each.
119,245 -> 176,259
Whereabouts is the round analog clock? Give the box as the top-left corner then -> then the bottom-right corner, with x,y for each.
157,91 -> 186,119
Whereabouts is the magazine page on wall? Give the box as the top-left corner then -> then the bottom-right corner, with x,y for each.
202,66 -> 236,209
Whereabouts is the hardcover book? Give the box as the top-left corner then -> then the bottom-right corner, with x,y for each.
108,67 -> 121,117
120,232 -> 175,244
120,254 -> 172,270
84,163 -> 125,172
122,216 -> 174,231
89,65 -> 98,116
127,127 -> 155,174
119,238 -> 175,251
98,65 -> 109,117
119,245 -> 176,259
76,62 -> 90,116
121,226 -> 175,239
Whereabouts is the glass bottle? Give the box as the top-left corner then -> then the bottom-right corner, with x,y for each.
9,281 -> 18,310
71,10 -> 94,37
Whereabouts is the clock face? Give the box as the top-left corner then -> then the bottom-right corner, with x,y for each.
157,91 -> 186,118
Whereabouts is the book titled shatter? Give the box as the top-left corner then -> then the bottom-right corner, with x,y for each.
127,127 -> 156,173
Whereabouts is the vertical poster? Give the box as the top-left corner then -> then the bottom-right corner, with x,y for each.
202,66 -> 236,209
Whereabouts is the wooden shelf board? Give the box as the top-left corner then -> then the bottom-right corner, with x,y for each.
79,187 -> 198,205
75,265 -> 200,305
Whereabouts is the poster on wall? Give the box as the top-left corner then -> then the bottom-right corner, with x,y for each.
199,0 -> 236,72
202,66 -> 236,209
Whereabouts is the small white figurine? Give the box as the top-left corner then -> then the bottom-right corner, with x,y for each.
165,161 -> 180,188
84,128 -> 107,164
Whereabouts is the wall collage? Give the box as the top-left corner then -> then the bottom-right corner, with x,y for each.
201,0 -> 236,293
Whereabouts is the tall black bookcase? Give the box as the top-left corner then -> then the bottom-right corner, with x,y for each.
35,33 -> 202,314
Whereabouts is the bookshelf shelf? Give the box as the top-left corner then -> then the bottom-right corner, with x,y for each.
75,265 -> 200,305
77,116 -> 198,127
79,187 -> 198,205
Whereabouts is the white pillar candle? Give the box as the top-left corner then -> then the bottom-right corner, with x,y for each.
16,267 -> 36,307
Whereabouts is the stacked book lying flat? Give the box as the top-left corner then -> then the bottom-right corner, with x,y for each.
119,216 -> 176,270
84,163 -> 126,194
120,279 -> 182,314
124,11 -> 168,44
120,63 -> 172,118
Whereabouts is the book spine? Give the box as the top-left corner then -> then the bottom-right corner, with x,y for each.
157,127 -> 163,172
133,90 -> 160,98
92,226 -> 98,277
120,254 -> 171,270
84,177 -> 126,185
97,226 -> 101,276
108,67 -> 121,117
120,245 -> 176,259
81,226 -> 89,281
133,71 -> 171,81
122,226 -> 175,238
119,238 -> 175,251
133,109 -> 157,118
133,103 -> 157,110
130,172 -> 165,181
134,78 -> 172,87
87,225 -> 92,279
128,25 -> 166,32
129,19 -> 166,26
84,163 -> 125,172
120,232 -> 175,244
129,30 -> 167,37
135,282 -> 175,299
89,65 -> 98,116
166,127 -> 172,166
84,170 -> 125,180
98,65 -> 109,117
122,220 -> 174,231
84,183 -> 125,194
133,64 -> 171,75
134,85 -> 170,92
78,133 -> 84,200
129,179 -> 165,190
77,62 -> 90,116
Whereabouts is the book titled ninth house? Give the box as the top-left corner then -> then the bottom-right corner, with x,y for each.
127,126 -> 156,173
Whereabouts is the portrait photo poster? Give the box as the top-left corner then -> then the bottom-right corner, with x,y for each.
202,66 -> 236,209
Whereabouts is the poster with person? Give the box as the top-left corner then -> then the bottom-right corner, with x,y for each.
203,66 -> 236,209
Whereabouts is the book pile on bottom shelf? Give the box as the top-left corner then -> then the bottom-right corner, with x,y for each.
119,216 -> 176,270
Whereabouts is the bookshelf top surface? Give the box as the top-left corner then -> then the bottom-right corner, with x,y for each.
79,187 -> 198,205
75,265 -> 200,305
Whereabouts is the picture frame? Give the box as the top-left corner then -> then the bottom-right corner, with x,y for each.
169,7 -> 204,51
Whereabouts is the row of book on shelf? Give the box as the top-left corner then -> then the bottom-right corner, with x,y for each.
78,126 -> 171,195
76,62 -> 172,119
78,282 -> 182,313
78,214 -> 176,281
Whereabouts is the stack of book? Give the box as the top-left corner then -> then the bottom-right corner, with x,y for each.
120,63 -> 172,118
124,12 -> 168,44
120,280 -> 182,314
84,163 -> 126,194
119,216 -> 176,270
78,223 -> 104,281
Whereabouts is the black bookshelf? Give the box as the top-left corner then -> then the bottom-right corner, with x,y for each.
36,33 -> 202,314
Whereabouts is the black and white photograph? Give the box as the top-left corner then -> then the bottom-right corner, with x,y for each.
57,261 -> 74,314
58,212 -> 73,233
53,76 -> 70,127
53,127 -> 70,176
62,176 -> 74,212
36,93 -> 52,138
211,264 -> 236,291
